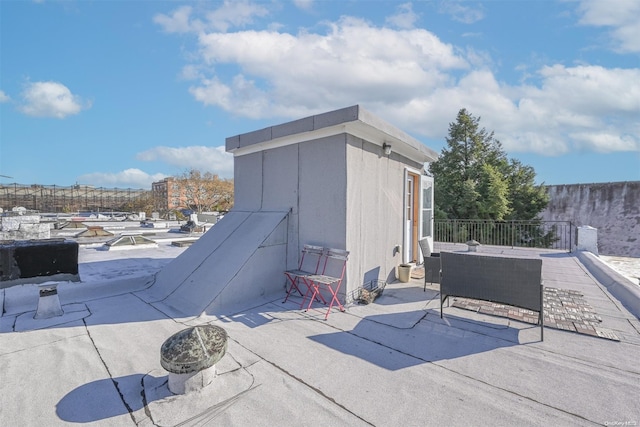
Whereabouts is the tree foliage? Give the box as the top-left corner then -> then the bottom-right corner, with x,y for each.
119,191 -> 154,215
429,109 -> 548,221
176,169 -> 234,213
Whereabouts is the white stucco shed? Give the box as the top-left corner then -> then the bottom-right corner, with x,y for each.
142,105 -> 438,318
226,105 -> 438,302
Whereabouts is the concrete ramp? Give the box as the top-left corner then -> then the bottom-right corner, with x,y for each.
137,210 -> 288,318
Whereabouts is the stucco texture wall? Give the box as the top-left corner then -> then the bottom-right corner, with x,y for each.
540,182 -> 640,257
232,134 -> 348,289
232,132 -> 425,300
346,135 -> 423,289
298,136 -> 348,251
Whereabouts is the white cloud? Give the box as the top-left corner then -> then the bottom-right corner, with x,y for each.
497,65 -> 640,154
189,16 -> 467,118
338,64 -> 640,156
391,65 -> 640,156
577,0 -> 640,53
570,132 -> 638,152
77,146 -> 234,188
157,4 -> 639,157
438,1 -> 485,24
379,69 -> 518,144
293,0 -> 314,11
179,64 -> 204,81
386,3 -> 419,30
136,146 -> 233,178
203,0 -> 269,32
77,169 -> 167,189
535,65 -> 640,115
154,1 -> 268,34
154,5 -> 197,34
0,90 -> 10,103
19,81 -> 89,118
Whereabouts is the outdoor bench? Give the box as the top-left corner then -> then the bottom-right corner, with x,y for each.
439,251 -> 544,341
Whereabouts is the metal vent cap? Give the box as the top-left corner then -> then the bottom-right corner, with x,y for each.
160,325 -> 228,374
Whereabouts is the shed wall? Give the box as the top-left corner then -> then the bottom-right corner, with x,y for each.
233,153 -> 263,211
298,136 -> 348,251
232,130 -> 426,301
345,135 -> 424,293
232,134 -> 348,291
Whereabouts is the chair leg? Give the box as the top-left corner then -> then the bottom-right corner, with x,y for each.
301,279 -> 328,311
283,276 -> 303,303
323,283 -> 345,320
301,281 -> 316,310
328,294 -> 345,318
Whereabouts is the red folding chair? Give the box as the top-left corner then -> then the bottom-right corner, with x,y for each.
303,248 -> 349,320
283,244 -> 327,305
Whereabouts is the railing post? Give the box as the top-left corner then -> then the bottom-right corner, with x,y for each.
511,220 -> 515,248
569,221 -> 573,252
454,219 -> 457,244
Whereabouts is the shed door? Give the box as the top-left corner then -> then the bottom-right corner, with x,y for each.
404,171 -> 434,263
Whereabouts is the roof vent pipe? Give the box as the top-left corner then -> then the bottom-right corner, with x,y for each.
466,240 -> 480,252
34,282 -> 64,319
160,325 -> 228,395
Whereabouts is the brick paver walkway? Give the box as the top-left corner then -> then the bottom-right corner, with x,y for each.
451,287 -> 620,341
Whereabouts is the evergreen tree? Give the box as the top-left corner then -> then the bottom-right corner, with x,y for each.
429,108 -> 549,221
504,159 -> 548,221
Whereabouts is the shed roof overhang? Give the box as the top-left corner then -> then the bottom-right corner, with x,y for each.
225,105 -> 438,164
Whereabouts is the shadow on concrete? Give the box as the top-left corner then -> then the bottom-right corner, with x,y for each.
56,373 -> 167,423
218,309 -> 276,328
307,310 -> 520,370
57,367 -> 257,424
539,252 -> 574,259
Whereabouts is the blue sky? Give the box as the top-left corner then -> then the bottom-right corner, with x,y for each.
1,0 -> 638,189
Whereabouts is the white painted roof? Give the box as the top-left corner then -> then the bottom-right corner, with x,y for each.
1,242 -> 639,425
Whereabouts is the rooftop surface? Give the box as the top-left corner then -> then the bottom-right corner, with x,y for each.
1,241 -> 639,426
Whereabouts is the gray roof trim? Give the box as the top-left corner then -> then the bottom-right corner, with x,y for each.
225,105 -> 438,163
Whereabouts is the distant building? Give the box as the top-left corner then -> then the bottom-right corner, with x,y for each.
151,177 -> 188,213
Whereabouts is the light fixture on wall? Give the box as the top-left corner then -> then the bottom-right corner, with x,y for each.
382,142 -> 392,155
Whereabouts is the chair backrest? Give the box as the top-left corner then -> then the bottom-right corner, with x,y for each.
440,252 -> 542,312
418,238 -> 431,261
299,244 -> 324,273
320,248 -> 349,279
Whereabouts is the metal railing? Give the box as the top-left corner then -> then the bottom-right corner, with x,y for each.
434,219 -> 574,252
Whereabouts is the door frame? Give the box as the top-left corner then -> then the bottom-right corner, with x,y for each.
419,174 -> 434,259
403,167 -> 421,263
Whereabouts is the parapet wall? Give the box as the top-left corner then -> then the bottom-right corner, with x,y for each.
0,238 -> 79,288
0,214 -> 50,240
540,181 -> 639,257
